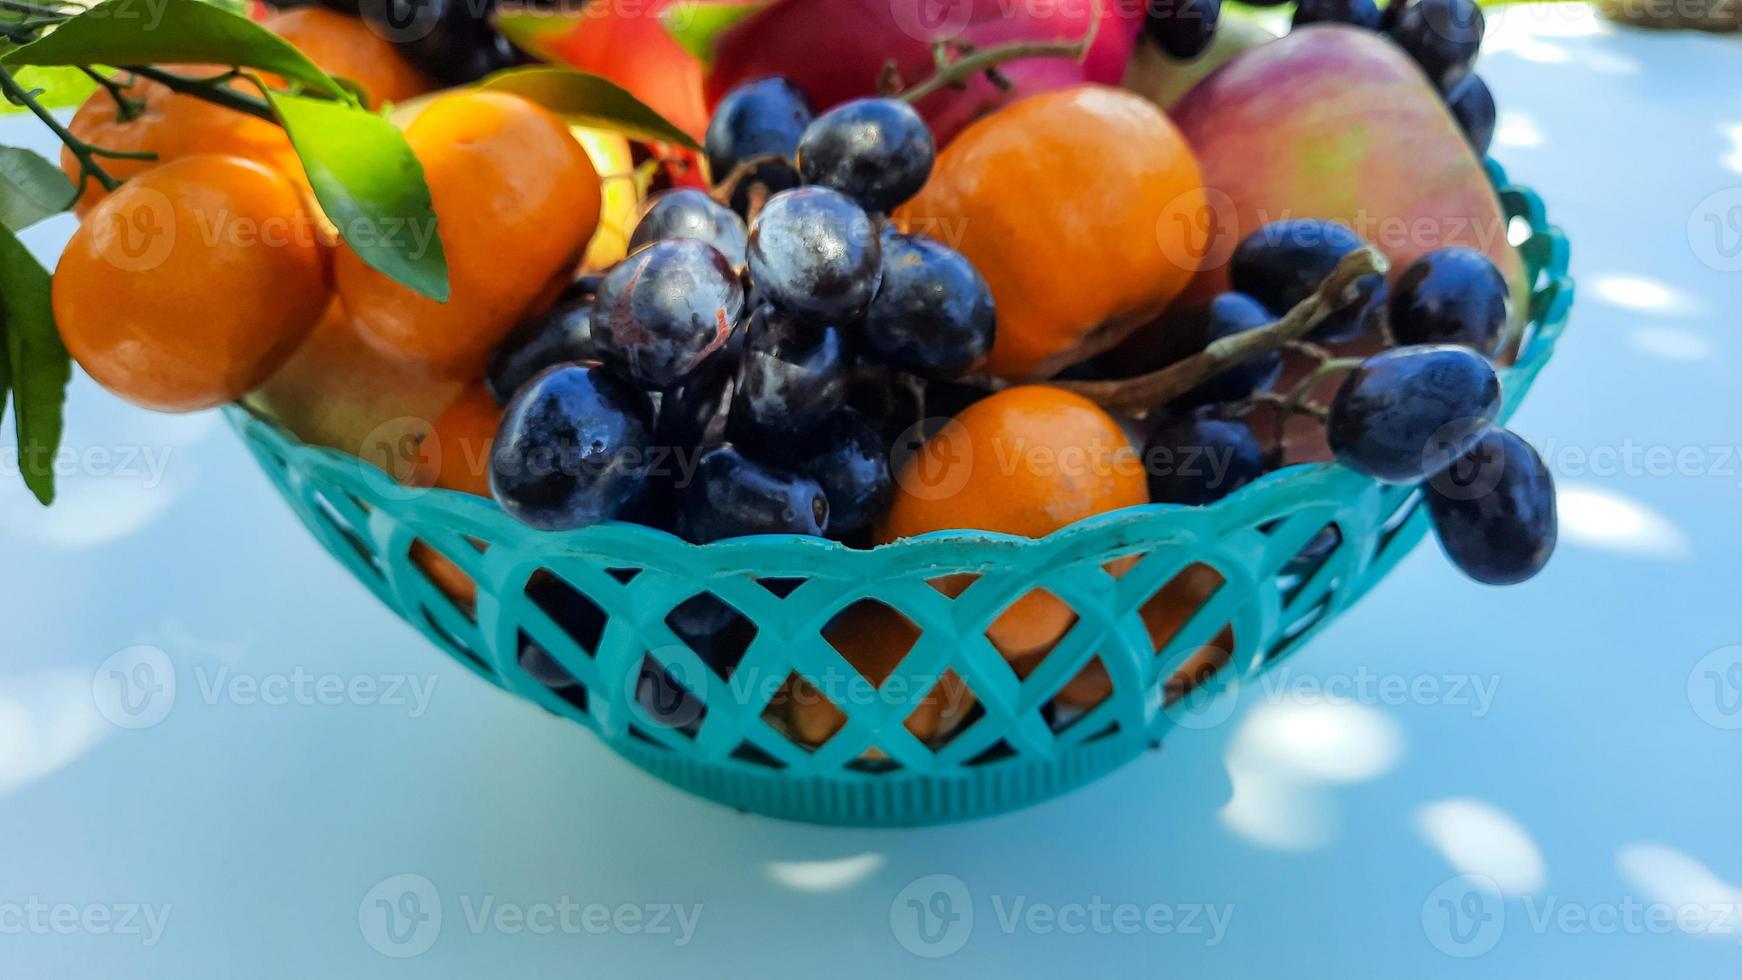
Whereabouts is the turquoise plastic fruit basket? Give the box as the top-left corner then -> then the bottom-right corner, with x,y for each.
228,160 -> 1571,826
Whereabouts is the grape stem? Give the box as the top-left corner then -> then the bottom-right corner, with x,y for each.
896,0 -> 1103,105
708,152 -> 790,219
1049,247 -> 1390,417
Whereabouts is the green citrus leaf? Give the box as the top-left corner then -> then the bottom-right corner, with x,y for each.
265,89 -> 449,302
0,66 -> 99,113
660,1 -> 770,68
3,0 -> 350,101
0,145 -> 75,231
0,222 -> 69,505
0,311 -> 11,437
479,66 -> 701,150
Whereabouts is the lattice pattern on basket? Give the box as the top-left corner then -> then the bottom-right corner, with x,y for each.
228,160 -> 1572,825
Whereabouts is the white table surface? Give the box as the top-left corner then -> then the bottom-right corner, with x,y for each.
2,8 -> 1740,976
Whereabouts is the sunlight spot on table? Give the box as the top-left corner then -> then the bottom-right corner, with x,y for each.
1229,701 -> 1404,782
1721,125 -> 1742,176
0,466 -> 193,548
1495,112 -> 1544,149
765,853 -> 886,894
1219,702 -> 1404,851
1558,485 -> 1691,559
1628,325 -> 1716,362
1416,798 -> 1547,893
1616,843 -> 1742,939
1485,29 -> 1568,64
1493,3 -> 1603,37
0,669 -> 109,797
1593,274 -> 1693,314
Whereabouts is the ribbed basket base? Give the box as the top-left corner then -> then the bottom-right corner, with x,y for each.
612,729 -> 1142,826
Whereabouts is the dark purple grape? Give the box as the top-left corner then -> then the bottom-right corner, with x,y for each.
1385,0 -> 1485,92
796,98 -> 934,214
635,655 -> 705,733
678,445 -> 829,543
592,238 -> 744,389
1144,412 -> 1266,506
1426,428 -> 1556,584
704,77 -> 812,179
655,349 -> 737,453
1144,0 -> 1222,60
1389,247 -> 1510,355
729,304 -> 847,445
368,0 -> 518,86
486,293 -> 598,405
490,365 -> 655,531
859,230 -> 995,378
628,188 -> 749,268
1327,345 -> 1500,484
746,187 -> 881,323
1176,292 -> 1282,407
723,158 -> 802,223
1445,74 -> 1496,157
1294,0 -> 1382,29
1230,220 -> 1385,343
792,408 -> 892,536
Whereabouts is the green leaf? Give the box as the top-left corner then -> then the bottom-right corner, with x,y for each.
660,1 -> 770,68
0,223 -> 69,505
479,67 -> 701,150
0,145 -> 75,231
0,311 -> 11,436
3,0 -> 350,102
265,89 -> 449,302
0,66 -> 98,113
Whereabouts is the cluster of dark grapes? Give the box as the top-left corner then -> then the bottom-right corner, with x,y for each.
485,79 -> 996,547
1141,217 -> 1554,585
1145,0 -> 1497,155
296,0 -> 522,85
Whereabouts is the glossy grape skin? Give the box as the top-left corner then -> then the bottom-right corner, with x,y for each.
704,77 -> 812,178
1293,0 -> 1382,29
628,189 -> 750,268
723,158 -> 802,222
1144,413 -> 1266,506
377,0 -> 518,85
1326,345 -> 1501,484
635,656 -> 705,733
859,230 -> 995,378
1426,428 -> 1556,584
1176,292 -> 1282,407
678,445 -> 829,543
796,98 -> 934,214
592,238 -> 745,389
1229,220 -> 1385,342
490,365 -> 655,531
1385,0 -> 1485,92
1144,0 -> 1222,60
1389,248 -> 1510,355
485,294 -> 598,405
746,187 -> 882,323
655,349 -> 737,454
792,408 -> 893,536
729,304 -> 848,446
1445,74 -> 1497,156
